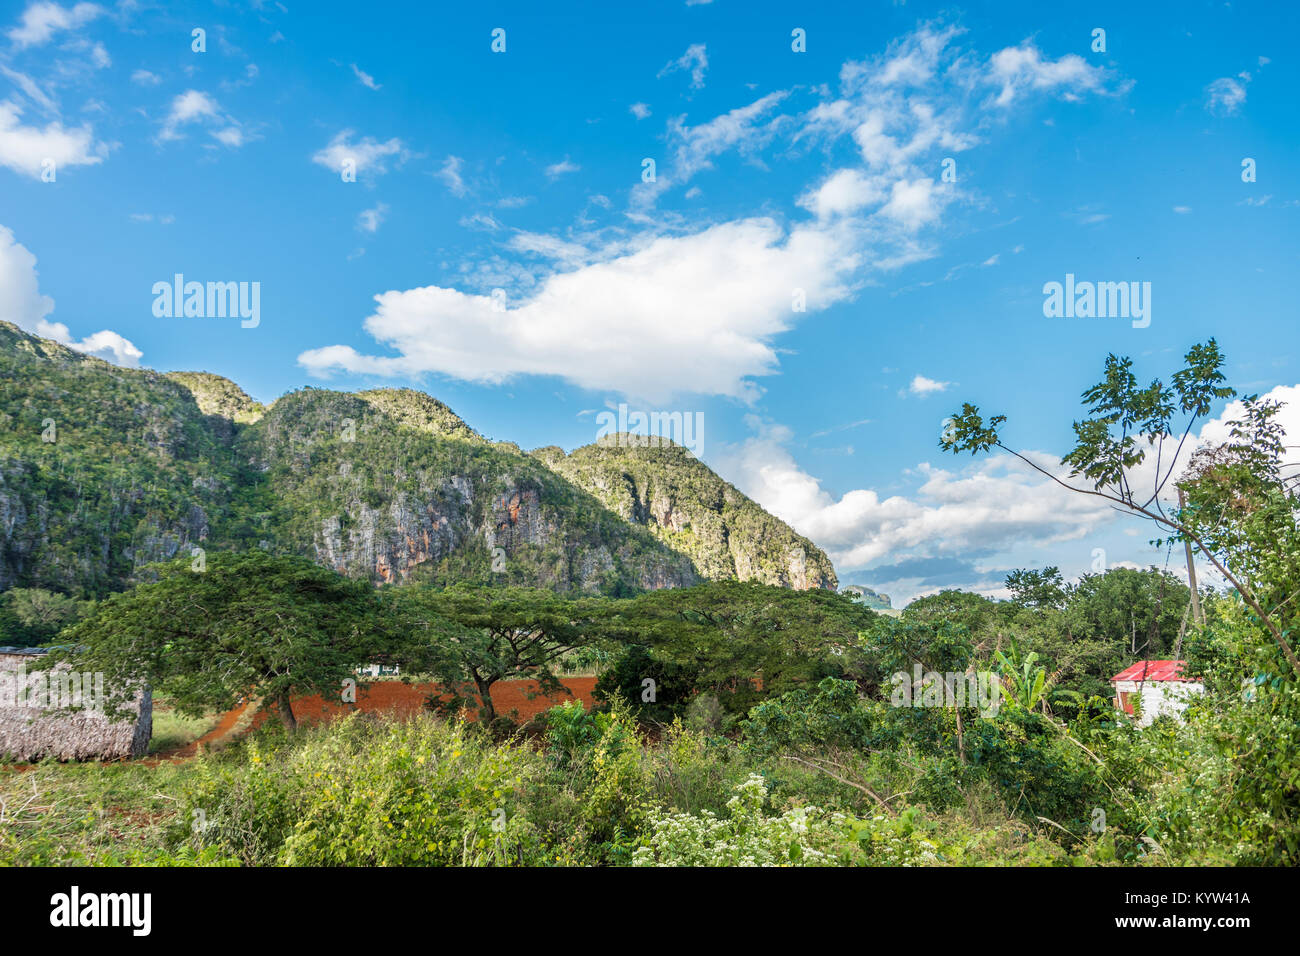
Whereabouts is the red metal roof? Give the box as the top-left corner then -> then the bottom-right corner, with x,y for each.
1111,660 -> 1194,683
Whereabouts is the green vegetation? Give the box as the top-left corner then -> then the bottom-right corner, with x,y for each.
148,705 -> 219,755
0,587 -> 95,647
2,335 -> 1297,867
535,439 -> 837,589
0,320 -> 834,601
56,551 -> 383,731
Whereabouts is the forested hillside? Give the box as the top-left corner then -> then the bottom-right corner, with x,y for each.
0,321 -> 833,598
534,440 -> 837,590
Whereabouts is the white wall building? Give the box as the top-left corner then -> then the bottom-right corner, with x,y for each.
1111,660 -> 1204,727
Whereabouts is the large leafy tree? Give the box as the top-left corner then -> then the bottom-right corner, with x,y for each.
57,550 -> 382,731
618,581 -> 879,712
941,340 -> 1300,676
1063,568 -> 1188,659
0,588 -> 95,647
1004,567 -> 1067,611
392,585 -> 616,724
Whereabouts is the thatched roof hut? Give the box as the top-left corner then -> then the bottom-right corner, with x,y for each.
0,648 -> 151,761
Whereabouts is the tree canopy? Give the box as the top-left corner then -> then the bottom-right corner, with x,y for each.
59,550 -> 382,730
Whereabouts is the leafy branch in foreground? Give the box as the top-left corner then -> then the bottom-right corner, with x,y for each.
940,339 -> 1300,676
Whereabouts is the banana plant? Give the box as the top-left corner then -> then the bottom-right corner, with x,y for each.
994,640 -> 1049,712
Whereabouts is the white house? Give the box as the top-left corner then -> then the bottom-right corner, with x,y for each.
1111,660 -> 1204,727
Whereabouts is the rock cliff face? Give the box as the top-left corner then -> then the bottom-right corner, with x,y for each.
241,388 -> 697,593
0,320 -> 834,597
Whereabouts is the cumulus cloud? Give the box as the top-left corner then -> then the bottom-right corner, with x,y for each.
311,129 -> 408,178
880,177 -> 940,230
0,224 -> 141,365
629,102 -> 651,120
798,168 -> 884,220
156,89 -> 246,147
716,424 -> 1117,574
301,23 -> 1122,403
907,374 -> 951,396
0,99 -> 106,177
714,379 -> 1300,603
299,216 -> 866,402
7,1 -> 102,49
986,43 -> 1111,107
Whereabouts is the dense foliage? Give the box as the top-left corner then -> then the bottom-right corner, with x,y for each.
536,440 -> 837,589
3,336 -> 1297,868
0,321 -> 833,601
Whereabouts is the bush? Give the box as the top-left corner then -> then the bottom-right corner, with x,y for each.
181,713 -> 547,866
633,774 -> 945,867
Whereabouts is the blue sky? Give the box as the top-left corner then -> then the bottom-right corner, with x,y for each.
1,0 -> 1297,603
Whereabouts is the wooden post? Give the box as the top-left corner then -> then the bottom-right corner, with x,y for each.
1178,487 -> 1204,630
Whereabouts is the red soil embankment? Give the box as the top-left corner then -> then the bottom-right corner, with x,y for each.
1,679 -> 597,769
249,677 -> 597,730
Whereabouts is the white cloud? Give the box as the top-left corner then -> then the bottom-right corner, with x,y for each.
7,2 -> 102,49
351,64 -> 381,90
545,157 -> 580,179
1205,75 -> 1248,115
0,66 -> 57,113
714,424 -> 1117,576
299,216 -> 866,402
0,99 -> 106,177
880,177 -> 939,230
799,168 -> 884,220
212,126 -> 245,147
157,89 -> 247,147
508,231 -> 590,266
130,68 -> 161,86
1173,205 -> 1191,214
0,223 -> 52,327
658,43 -> 708,89
159,91 -> 219,132
437,155 -> 467,195
630,102 -> 651,120
311,129 -> 408,178
986,43 -> 1110,107
303,24 -> 1122,403
633,90 -> 789,209
459,211 -> 500,232
908,374 -> 952,396
0,224 -> 140,365
357,202 -> 387,234
714,379 -> 1300,603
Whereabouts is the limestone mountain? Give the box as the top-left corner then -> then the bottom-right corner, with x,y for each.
0,321 -> 836,598
533,438 -> 837,590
